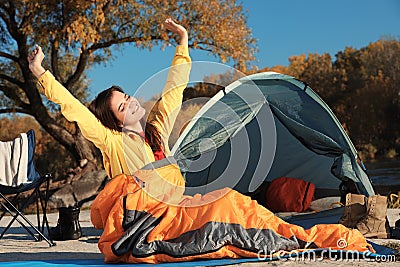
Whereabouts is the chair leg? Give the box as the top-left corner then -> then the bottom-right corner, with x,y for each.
32,180 -> 55,246
1,190 -> 35,233
0,198 -> 39,241
38,174 -> 55,245
0,203 -> 8,220
0,186 -> 55,247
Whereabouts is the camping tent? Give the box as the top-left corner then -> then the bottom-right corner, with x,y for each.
171,72 -> 375,204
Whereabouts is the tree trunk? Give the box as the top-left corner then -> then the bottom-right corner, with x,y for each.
33,104 -> 102,170
53,127 -> 103,170
72,128 -> 102,168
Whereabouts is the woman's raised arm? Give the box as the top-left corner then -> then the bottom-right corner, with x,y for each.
27,45 -> 110,150
149,19 -> 191,152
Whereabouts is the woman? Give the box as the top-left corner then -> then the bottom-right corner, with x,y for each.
28,18 -> 191,179
28,18 -> 191,241
28,19 -> 372,263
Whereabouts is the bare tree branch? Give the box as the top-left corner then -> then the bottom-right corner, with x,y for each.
1,0 -> 22,43
51,40 -> 62,82
190,42 -> 215,53
0,1 -> 7,9
64,50 -> 89,89
88,35 -> 160,51
0,51 -> 18,62
0,85 -> 30,109
18,9 -> 33,30
0,6 -> 11,27
0,73 -> 24,88
8,0 -> 15,17
63,35 -> 162,89
0,107 -> 32,115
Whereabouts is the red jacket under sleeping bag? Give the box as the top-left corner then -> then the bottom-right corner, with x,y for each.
90,158 -> 372,264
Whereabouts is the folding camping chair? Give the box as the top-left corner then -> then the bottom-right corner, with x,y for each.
0,129 -> 55,246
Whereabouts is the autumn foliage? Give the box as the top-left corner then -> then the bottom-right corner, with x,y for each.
258,37 -> 400,160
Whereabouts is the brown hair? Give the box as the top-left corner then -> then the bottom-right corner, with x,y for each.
88,86 -> 162,152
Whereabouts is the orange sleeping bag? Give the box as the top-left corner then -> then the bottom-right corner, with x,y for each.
90,160 -> 372,264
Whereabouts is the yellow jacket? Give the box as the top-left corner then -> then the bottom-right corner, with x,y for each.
38,45 -> 191,178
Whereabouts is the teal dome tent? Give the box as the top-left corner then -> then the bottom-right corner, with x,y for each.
172,72 -> 375,225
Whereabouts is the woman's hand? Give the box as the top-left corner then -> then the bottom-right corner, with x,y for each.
27,45 -> 46,78
163,18 -> 188,47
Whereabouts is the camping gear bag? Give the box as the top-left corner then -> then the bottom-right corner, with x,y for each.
266,177 -> 315,212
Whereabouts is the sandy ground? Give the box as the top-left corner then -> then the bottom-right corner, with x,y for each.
0,209 -> 399,266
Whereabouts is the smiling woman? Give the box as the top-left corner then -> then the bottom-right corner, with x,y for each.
109,91 -> 146,132
88,87 -> 145,135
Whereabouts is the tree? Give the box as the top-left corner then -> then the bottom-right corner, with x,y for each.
260,37 -> 400,159
287,52 -> 334,100
345,38 -> 400,154
0,0 -> 256,167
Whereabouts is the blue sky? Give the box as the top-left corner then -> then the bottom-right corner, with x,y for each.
87,0 -> 400,98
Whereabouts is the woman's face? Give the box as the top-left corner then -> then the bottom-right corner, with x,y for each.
109,91 -> 145,129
